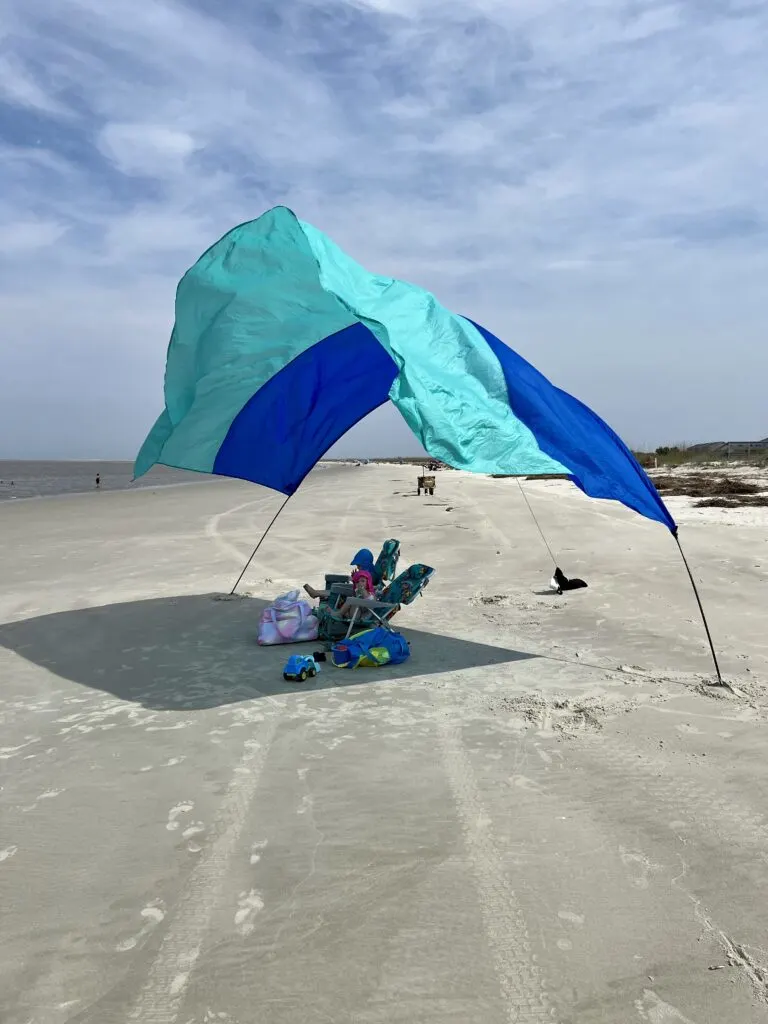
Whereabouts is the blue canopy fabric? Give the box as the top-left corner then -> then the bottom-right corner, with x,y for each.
135,206 -> 675,533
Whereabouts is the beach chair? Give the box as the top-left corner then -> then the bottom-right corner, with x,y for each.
318,563 -> 434,642
316,541 -> 399,611
372,539 -> 400,586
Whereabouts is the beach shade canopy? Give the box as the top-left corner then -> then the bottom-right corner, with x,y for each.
135,206 -> 675,533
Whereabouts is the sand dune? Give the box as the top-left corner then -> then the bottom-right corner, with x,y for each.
1,464 -> 767,1023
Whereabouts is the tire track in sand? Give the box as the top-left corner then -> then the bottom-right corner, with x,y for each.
563,732 -> 768,861
205,497 -> 276,568
126,712 -> 279,1024
552,734 -> 768,1000
437,715 -> 555,1023
206,494 -> 358,586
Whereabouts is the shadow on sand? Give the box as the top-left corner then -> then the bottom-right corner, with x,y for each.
0,594 -> 537,711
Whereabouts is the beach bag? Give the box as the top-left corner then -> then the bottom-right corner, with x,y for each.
258,591 -> 319,646
331,627 -> 410,669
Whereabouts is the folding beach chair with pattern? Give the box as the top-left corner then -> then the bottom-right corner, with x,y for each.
372,539 -> 400,586
317,541 -> 399,621
318,563 -> 434,642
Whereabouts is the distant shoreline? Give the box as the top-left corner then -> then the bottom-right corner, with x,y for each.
0,461 -> 344,504
0,478 -> 223,506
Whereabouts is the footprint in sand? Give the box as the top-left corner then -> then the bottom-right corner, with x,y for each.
182,822 -> 205,840
166,802 -> 194,831
323,734 -> 356,751
619,846 -> 659,890
250,840 -> 268,865
22,789 -> 64,812
0,845 -> 18,863
635,988 -> 699,1022
144,757 -> 186,772
116,902 -> 166,952
0,737 -> 40,760
297,794 -> 314,815
508,774 -> 545,793
558,910 -> 585,926
234,890 -> 264,936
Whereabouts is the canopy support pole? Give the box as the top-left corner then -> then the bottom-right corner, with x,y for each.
674,530 -> 724,686
230,494 -> 292,595
517,479 -> 558,568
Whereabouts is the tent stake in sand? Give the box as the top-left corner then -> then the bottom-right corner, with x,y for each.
674,531 -> 725,687
230,494 -> 292,595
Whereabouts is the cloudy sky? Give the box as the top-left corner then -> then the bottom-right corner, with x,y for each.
1,0 -> 766,460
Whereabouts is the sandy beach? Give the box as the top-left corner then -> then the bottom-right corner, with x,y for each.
1,462 -> 768,1023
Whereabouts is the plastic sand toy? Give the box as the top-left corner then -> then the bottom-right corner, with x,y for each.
282,654 -> 321,683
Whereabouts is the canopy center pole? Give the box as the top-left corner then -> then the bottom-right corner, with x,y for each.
517,479 -> 558,568
230,494 -> 293,595
674,530 -> 724,686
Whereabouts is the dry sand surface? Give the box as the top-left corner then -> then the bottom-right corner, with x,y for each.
1,463 -> 768,1024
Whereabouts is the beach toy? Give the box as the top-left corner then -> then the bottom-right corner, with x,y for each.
282,654 -> 320,683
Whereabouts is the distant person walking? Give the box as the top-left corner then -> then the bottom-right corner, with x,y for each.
95,473 -> 101,489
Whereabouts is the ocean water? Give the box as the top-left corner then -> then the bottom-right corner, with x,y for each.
0,461 -> 217,502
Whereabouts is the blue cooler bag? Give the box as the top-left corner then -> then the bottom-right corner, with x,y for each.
331,628 -> 411,669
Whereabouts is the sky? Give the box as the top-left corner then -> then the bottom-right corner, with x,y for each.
1,0 -> 766,461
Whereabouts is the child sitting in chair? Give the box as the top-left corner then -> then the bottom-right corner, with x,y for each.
304,549 -> 376,616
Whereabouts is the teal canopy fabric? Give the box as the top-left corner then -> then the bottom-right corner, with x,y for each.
136,206 -> 674,532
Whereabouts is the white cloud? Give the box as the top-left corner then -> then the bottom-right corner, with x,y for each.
1,219 -> 68,250
100,208 -> 213,262
0,53 -> 69,115
1,0 -> 767,458
98,124 -> 198,178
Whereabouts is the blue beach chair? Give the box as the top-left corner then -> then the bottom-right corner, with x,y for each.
318,563 -> 434,642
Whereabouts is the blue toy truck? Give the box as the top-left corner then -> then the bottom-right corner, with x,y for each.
282,654 -> 320,683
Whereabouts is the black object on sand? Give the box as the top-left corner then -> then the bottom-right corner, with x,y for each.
550,567 -> 588,596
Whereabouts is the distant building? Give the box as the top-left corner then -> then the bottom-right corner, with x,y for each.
688,438 -> 768,454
